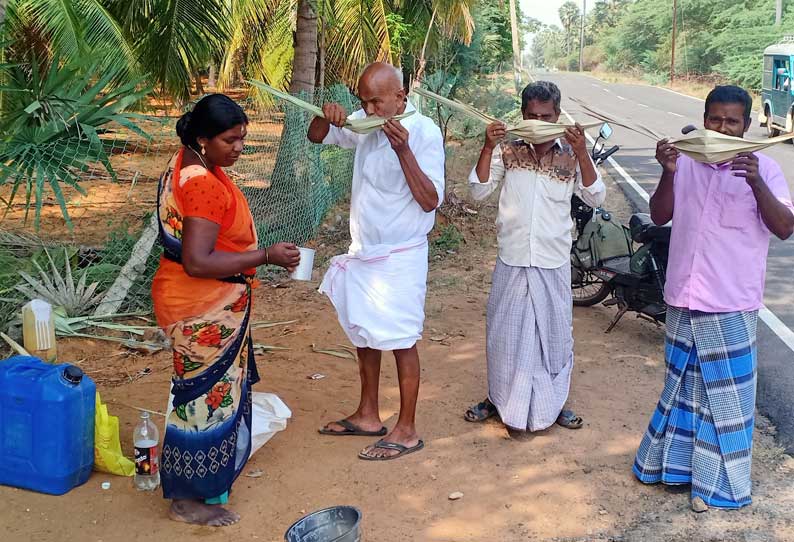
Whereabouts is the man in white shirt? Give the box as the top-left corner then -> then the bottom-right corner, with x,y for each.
307,62 -> 445,460
464,81 -> 606,432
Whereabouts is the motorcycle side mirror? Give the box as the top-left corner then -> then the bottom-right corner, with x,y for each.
599,123 -> 613,140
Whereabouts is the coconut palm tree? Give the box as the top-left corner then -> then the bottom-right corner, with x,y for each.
284,0 -> 475,97
216,0 -> 295,91
219,0 -> 395,96
395,0 -> 474,85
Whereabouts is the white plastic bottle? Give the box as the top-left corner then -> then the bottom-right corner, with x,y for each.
133,411 -> 160,491
21,299 -> 57,362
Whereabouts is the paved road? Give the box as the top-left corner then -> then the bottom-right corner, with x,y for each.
535,71 -> 794,451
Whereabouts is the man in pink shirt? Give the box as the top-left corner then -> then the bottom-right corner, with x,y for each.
633,86 -> 794,511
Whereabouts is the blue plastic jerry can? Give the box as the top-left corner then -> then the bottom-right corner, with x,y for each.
0,356 -> 96,495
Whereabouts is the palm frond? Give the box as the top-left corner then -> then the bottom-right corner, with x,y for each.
326,0 -> 392,86
129,0 -> 231,102
432,0 -> 475,45
220,0 -> 295,91
14,0 -> 139,81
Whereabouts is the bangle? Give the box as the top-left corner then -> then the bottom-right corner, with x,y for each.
265,247 -> 269,265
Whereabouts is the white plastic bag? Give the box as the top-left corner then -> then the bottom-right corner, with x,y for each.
249,392 -> 292,458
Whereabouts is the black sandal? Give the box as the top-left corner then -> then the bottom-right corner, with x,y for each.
464,398 -> 498,422
358,439 -> 425,461
556,409 -> 584,429
318,419 -> 387,437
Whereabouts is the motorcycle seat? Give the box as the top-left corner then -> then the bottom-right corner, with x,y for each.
629,213 -> 671,244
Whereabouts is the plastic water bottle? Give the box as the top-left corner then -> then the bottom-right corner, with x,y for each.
133,411 -> 160,491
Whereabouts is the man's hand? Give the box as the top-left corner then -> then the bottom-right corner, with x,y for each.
321,103 -> 347,128
484,121 -> 507,151
656,139 -> 679,173
731,152 -> 763,188
564,123 -> 588,158
267,242 -> 301,273
382,119 -> 410,154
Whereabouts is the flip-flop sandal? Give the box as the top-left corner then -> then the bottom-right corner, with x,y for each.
358,439 -> 425,461
464,399 -> 498,422
556,409 -> 584,429
318,419 -> 388,437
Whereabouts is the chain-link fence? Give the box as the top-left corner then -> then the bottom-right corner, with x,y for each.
0,84 -> 359,341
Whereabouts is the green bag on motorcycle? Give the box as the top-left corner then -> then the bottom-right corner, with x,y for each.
573,212 -> 632,269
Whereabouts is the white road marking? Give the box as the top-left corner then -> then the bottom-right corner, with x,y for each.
617,95 -> 627,101
603,88 -> 612,93
561,103 -> 794,354
760,307 -> 794,352
668,111 -> 684,118
591,83 -> 601,88
637,103 -> 650,108
659,86 -> 705,102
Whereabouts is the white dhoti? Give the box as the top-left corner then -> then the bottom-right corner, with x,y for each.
319,238 -> 428,351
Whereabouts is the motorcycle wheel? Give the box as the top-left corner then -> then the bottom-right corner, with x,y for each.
572,269 -> 611,307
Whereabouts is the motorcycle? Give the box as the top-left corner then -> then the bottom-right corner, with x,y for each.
570,125 -> 672,332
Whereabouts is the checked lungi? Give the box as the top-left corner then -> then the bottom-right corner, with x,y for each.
486,259 -> 574,432
633,306 -> 758,508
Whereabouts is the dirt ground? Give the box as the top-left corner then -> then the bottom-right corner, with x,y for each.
3,140 -> 794,542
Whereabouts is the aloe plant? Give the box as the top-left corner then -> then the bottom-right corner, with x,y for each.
15,248 -> 106,316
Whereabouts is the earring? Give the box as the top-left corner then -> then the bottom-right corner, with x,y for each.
201,145 -> 206,156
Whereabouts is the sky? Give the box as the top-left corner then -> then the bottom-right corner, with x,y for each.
520,0 -> 591,49
521,0 -> 567,28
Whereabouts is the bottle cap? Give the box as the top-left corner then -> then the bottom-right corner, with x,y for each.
63,366 -> 84,385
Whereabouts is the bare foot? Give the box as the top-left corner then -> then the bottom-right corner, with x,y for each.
359,425 -> 421,460
320,413 -> 384,435
169,500 -> 240,527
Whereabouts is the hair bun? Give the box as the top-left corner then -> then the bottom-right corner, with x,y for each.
176,110 -> 193,139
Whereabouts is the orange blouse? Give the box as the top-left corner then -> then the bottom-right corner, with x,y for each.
152,148 -> 258,328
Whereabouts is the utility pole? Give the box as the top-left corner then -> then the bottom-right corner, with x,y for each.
509,0 -> 523,89
579,0 -> 587,72
776,0 -> 783,25
670,0 -> 678,84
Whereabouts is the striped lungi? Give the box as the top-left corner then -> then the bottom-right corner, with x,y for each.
486,259 -> 573,431
633,306 -> 758,508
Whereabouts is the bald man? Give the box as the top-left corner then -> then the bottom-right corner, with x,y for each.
308,62 -> 445,460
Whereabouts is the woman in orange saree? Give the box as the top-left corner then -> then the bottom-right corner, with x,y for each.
152,94 -> 300,526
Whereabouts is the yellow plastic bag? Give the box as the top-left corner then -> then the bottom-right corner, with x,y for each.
94,392 -> 135,476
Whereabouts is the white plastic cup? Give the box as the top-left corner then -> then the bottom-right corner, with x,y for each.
289,247 -> 316,281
